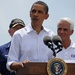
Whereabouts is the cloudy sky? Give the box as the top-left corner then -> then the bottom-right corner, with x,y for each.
0,0 -> 75,45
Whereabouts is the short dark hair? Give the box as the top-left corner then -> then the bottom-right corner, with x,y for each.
31,1 -> 49,14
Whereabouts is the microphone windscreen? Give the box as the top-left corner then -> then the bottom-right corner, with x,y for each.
52,35 -> 62,45
43,36 -> 52,46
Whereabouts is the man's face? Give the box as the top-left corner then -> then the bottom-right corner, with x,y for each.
57,21 -> 73,41
30,4 -> 49,26
8,25 -> 24,36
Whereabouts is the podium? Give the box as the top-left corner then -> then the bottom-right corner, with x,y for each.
16,62 -> 75,75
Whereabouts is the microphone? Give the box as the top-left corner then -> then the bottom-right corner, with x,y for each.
43,36 -> 56,57
43,36 -> 53,48
52,35 -> 63,53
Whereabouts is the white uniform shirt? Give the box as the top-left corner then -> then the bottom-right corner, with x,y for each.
56,41 -> 75,60
7,24 -> 55,70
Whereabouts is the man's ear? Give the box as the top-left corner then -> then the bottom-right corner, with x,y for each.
45,14 -> 49,19
70,30 -> 74,35
8,29 -> 10,34
8,29 -> 11,35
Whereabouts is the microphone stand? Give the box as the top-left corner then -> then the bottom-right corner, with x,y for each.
51,47 -> 56,57
55,46 -> 63,54
48,44 -> 56,57
47,45 -> 63,57
46,42 -> 63,57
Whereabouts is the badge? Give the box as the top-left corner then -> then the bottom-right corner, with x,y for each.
47,58 -> 67,75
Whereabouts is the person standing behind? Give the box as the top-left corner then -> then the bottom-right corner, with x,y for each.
6,1 -> 55,72
0,18 -> 25,75
56,17 -> 75,60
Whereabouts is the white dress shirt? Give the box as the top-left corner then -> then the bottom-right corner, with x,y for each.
7,24 -> 55,71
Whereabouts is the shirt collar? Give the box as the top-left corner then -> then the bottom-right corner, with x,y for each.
62,41 -> 75,50
70,41 -> 75,48
25,23 -> 50,33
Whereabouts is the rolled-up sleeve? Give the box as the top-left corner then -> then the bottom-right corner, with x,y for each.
6,32 -> 21,71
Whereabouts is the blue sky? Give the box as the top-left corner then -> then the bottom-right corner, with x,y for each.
0,0 -> 75,45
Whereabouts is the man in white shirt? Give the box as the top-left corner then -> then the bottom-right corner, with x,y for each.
56,17 -> 75,60
6,1 -> 55,72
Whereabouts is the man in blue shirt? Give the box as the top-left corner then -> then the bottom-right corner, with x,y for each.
0,18 -> 25,75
